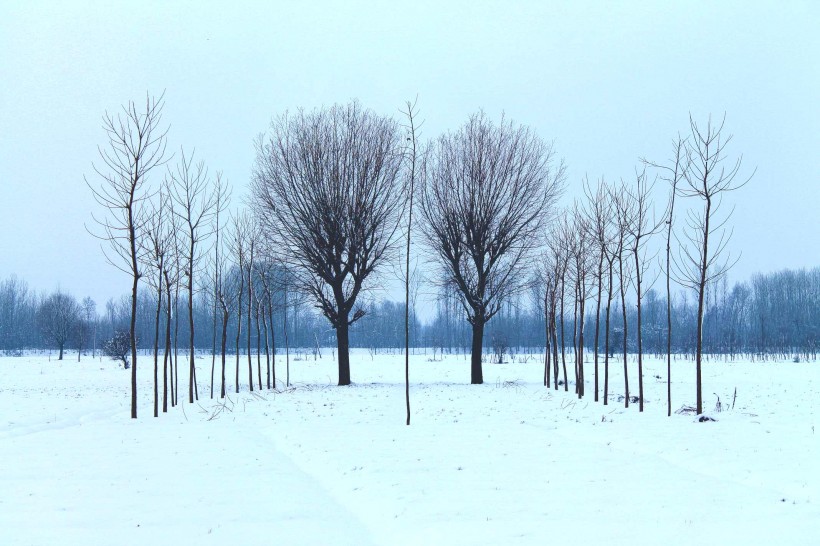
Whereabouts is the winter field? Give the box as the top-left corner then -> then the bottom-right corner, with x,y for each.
1,350 -> 818,545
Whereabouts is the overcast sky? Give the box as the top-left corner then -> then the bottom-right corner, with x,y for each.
1,1 -> 818,313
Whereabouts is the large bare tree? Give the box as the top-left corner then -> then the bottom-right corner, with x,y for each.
88,93 -> 169,419
419,112 -> 565,384
251,102 -> 405,386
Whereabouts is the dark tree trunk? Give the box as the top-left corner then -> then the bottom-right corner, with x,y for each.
470,319 -> 485,384
635,250 -> 644,412
262,297 -> 270,390
153,285 -> 161,418
543,291 -> 550,387
269,297 -> 276,388
551,299 -> 559,390
247,275 -> 254,392
560,278 -> 568,392
130,272 -> 138,418
695,195 -> 712,415
594,252 -> 604,402
604,260 -> 614,405
572,286 -> 579,395
256,301 -> 262,391
163,280 -> 172,413
221,305 -> 229,399
336,320 -> 351,386
618,255 -> 629,408
578,283 -> 585,399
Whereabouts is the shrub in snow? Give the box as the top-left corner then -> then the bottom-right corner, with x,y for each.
103,330 -> 132,369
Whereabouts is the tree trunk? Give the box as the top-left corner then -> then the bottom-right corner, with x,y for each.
256,301 -> 262,391
262,297 -> 270,390
163,281 -> 171,413
604,260 -> 614,406
560,278 -> 568,392
153,285 -> 161,418
634,250 -> 644,412
269,296 -> 276,389
130,273 -> 138,418
543,292 -> 550,387
695,195 -> 712,415
470,319 -> 485,384
188,272 -> 197,404
336,320 -> 351,386
618,255 -> 629,408
221,305 -> 229,399
594,252 -> 604,402
247,274 -> 254,392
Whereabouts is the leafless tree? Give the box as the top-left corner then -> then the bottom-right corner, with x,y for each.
207,173 -> 231,399
169,149 -> 219,404
644,135 -> 689,416
87,93 -> 169,418
568,203 -> 593,398
80,297 -> 97,359
245,217 -> 260,392
611,182 -> 635,407
229,212 -> 251,393
401,98 -> 421,425
142,189 -> 173,417
623,167 -> 664,412
251,101 -> 406,386
675,114 -> 752,414
583,177 -> 613,402
161,202 -> 181,410
419,112 -> 565,384
37,291 -> 80,360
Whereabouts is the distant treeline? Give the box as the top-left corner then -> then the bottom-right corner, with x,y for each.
1,266 -> 818,361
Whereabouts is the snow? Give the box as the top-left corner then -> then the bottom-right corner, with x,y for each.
1,350 -> 818,545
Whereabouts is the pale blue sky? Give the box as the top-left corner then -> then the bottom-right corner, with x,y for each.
1,0 -> 818,310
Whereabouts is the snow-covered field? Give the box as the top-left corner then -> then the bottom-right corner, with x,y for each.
1,349 -> 818,545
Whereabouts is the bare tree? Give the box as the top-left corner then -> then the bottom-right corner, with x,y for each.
245,217 -> 260,392
401,98 -> 421,425
583,177 -> 613,402
87,93 -> 169,418
675,114 -> 752,414
568,203 -> 593,398
208,173 -> 231,399
611,183 -> 634,407
169,149 -> 219,404
229,212 -> 250,393
251,101 -> 406,386
623,168 -> 664,412
142,189 -> 173,417
81,297 -> 97,359
419,112 -> 565,384
644,135 -> 688,416
37,291 -> 79,360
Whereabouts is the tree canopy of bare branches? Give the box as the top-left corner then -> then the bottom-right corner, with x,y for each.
419,112 -> 565,384
251,101 -> 406,386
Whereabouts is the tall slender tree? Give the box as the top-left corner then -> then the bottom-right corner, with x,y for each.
88,92 -> 169,418
170,149 -> 219,404
675,114 -> 752,414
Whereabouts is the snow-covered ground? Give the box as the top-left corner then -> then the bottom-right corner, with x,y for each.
1,349 -> 818,545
